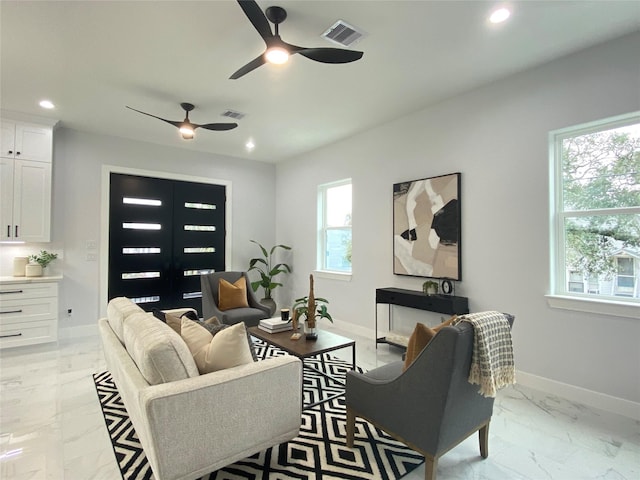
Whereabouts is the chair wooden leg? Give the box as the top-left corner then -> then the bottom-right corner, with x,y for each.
425,455 -> 437,480
345,407 -> 355,448
479,422 -> 490,459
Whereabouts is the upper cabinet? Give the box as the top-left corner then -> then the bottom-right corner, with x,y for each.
0,117 -> 56,242
1,121 -> 52,163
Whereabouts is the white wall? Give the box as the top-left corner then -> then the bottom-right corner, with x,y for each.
1,129 -> 276,331
276,32 -> 640,407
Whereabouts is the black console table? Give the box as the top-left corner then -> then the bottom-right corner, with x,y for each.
375,287 -> 469,349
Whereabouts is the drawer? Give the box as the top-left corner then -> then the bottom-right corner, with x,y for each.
0,282 -> 58,301
0,297 -> 57,324
0,319 -> 57,348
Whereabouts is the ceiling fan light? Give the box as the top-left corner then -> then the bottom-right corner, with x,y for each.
179,125 -> 194,139
265,47 -> 289,64
489,7 -> 511,23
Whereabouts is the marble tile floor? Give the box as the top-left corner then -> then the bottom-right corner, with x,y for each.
0,325 -> 638,480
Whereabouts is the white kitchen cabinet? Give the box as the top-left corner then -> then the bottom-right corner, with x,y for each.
0,158 -> 52,241
0,118 -> 54,242
0,277 -> 60,348
0,120 -> 52,162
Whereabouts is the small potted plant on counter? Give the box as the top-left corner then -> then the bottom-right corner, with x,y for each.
27,250 -> 58,277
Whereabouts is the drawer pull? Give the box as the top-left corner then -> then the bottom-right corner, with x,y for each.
0,309 -> 23,314
0,333 -> 22,339
0,290 -> 23,295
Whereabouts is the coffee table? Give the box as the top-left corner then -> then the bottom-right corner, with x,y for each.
247,326 -> 356,409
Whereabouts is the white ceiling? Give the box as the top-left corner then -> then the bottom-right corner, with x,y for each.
2,1 -> 639,162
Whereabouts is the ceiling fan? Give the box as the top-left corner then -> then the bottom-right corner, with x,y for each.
125,103 -> 238,140
230,0 -> 364,79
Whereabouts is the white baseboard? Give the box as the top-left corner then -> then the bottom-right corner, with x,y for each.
516,370 -> 640,420
58,324 -> 98,340
329,318 -> 376,340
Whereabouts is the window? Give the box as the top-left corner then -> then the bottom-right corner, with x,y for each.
318,179 -> 352,273
550,112 -> 639,305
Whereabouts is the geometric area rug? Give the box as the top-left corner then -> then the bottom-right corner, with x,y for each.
93,339 -> 424,480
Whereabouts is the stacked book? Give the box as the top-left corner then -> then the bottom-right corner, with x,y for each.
258,317 -> 293,334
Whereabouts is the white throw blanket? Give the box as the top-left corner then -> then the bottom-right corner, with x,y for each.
455,311 -> 515,398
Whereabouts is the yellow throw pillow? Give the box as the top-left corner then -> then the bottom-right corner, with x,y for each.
403,315 -> 457,372
180,319 -> 254,374
218,278 -> 249,311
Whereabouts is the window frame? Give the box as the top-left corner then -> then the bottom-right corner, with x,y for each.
547,111 -> 640,318
316,178 -> 352,278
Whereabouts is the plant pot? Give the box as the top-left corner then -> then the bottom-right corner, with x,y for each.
13,257 -> 29,277
25,263 -> 43,277
260,298 -> 277,316
304,322 -> 318,340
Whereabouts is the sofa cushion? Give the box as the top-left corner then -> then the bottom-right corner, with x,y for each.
123,312 -> 200,385
107,297 -> 145,343
403,316 -> 457,371
218,278 -> 249,311
180,320 -> 254,374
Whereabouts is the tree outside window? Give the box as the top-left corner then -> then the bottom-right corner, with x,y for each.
551,112 -> 640,301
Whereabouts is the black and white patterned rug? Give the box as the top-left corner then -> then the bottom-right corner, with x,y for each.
93,339 -> 424,480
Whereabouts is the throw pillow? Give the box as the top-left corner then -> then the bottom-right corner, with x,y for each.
164,313 -> 183,335
403,315 -> 457,372
218,278 -> 249,311
183,318 -> 258,361
203,315 -> 221,326
181,310 -> 199,321
180,319 -> 254,374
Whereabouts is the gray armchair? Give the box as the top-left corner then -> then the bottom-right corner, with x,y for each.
346,315 -> 514,480
200,271 -> 270,327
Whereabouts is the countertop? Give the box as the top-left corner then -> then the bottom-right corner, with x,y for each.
0,275 -> 63,284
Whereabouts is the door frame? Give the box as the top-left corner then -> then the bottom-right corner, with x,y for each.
100,165 -> 232,316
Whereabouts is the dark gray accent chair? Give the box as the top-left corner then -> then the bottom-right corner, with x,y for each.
345,314 -> 515,480
200,271 -> 270,327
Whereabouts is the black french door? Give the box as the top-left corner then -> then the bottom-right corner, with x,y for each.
108,173 -> 225,313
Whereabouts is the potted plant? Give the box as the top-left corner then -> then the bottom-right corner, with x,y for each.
292,274 -> 333,339
248,240 -> 292,315
422,280 -> 439,295
27,250 -> 58,277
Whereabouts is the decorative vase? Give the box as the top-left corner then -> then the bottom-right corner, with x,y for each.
13,257 -> 29,277
304,322 -> 318,340
25,263 -> 43,277
260,298 -> 277,316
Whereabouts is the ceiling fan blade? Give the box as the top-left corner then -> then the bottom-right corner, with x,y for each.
126,106 -> 181,128
237,0 -> 273,41
195,122 -> 239,131
294,46 -> 364,64
230,53 -> 267,79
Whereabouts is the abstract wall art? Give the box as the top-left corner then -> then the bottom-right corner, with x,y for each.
393,172 -> 461,280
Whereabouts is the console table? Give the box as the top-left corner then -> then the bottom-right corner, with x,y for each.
375,287 -> 469,349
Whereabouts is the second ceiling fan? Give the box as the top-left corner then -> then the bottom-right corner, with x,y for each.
231,0 -> 364,79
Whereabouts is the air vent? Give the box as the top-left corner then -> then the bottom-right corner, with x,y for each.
322,20 -> 366,48
221,110 -> 246,120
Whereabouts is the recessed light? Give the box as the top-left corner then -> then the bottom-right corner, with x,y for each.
245,140 -> 255,151
39,100 -> 55,109
489,7 -> 511,24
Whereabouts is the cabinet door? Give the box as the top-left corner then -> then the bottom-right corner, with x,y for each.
14,123 -> 52,162
0,121 -> 16,158
0,158 -> 15,240
13,160 -> 51,242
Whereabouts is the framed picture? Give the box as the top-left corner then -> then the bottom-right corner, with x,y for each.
393,172 -> 461,280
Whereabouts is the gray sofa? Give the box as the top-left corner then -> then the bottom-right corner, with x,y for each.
98,297 -> 302,480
